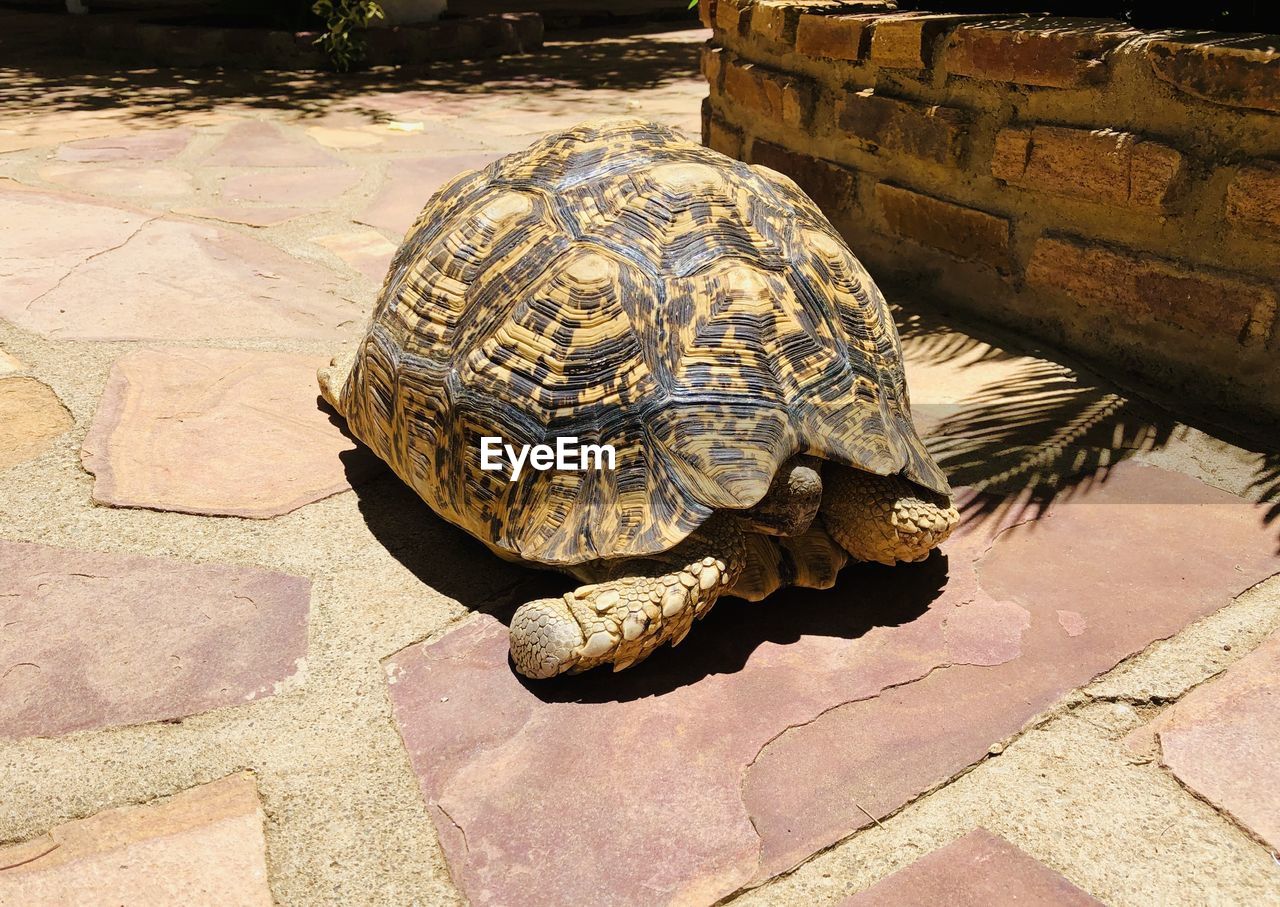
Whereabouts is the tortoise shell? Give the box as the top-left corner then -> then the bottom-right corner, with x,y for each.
333,119 -> 947,566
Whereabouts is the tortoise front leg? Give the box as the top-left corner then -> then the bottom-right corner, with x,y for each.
821,467 -> 958,566
509,516 -> 746,679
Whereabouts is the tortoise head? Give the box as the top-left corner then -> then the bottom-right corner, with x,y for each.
739,457 -> 822,537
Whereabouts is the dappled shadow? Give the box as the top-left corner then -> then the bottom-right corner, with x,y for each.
894,301 -> 1279,542
328,403 -> 564,616
1248,453 -> 1280,527
0,15 -> 706,125
928,359 -> 1177,530
523,551 -> 948,703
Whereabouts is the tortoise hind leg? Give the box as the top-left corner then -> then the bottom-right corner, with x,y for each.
509,516 -> 746,679
822,467 -> 958,566
317,349 -> 357,415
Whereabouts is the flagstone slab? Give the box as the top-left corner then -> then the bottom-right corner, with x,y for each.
313,228 -> 397,282
0,377 -> 72,472
0,773 -> 271,905
0,185 -> 356,340
53,126 -> 194,163
0,541 -> 309,739
357,153 -> 504,235
1132,629 -> 1280,851
204,120 -> 342,168
218,167 -> 361,206
306,125 -> 385,149
384,463 -> 1280,907
177,205 -> 313,227
841,828 -> 1102,906
0,181 -> 148,311
38,164 -> 195,202
82,347 -> 383,519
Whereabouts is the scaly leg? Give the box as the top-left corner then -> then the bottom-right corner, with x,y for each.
509,516 -> 746,678
822,467 -> 958,565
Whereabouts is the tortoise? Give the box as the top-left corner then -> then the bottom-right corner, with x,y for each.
320,119 -> 958,679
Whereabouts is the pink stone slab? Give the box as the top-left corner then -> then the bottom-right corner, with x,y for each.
38,164 -> 195,202
0,185 -> 357,341
53,127 -> 193,163
840,828 -> 1102,906
384,463 -> 1280,906
82,347 -> 383,519
0,773 -> 271,905
1136,629 -> 1280,850
0,181 -> 148,316
313,228 -> 397,282
0,377 -> 72,472
204,120 -> 342,168
218,167 -> 361,206
176,205 -> 313,227
356,153 -> 503,235
0,541 -> 309,739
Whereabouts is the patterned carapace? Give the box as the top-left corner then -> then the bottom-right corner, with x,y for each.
332,119 -> 947,565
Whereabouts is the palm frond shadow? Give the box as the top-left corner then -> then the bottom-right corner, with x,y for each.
924,359 -> 1178,530
1247,454 -> 1280,527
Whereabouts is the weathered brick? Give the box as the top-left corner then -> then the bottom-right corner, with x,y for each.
868,13 -> 986,71
750,1 -> 802,49
706,110 -> 745,159
875,183 -> 1010,270
715,0 -> 750,36
991,125 -> 1186,210
837,90 -> 967,164
795,13 -> 877,61
944,18 -> 1136,89
723,58 -> 815,128
1026,236 -> 1277,345
1148,36 -> 1280,115
1226,160 -> 1280,237
701,42 -> 725,92
749,139 -> 857,216
698,0 -> 717,30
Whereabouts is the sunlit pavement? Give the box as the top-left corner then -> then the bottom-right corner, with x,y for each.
1,16 -> 1278,906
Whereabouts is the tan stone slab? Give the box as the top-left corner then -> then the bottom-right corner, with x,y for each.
0,185 -> 356,341
82,347 -> 383,518
204,120 -> 342,168
0,773 -> 272,906
0,540 -> 310,738
38,164 -> 195,203
0,377 -> 72,472
313,228 -> 398,282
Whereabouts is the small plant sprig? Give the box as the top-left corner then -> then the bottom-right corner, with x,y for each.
312,0 -> 385,72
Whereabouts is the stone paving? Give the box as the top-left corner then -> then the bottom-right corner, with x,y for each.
1,16 -> 1279,907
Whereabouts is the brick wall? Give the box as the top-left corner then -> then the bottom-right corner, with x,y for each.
700,0 -> 1280,428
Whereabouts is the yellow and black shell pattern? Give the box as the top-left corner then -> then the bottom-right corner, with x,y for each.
334,119 -> 948,566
